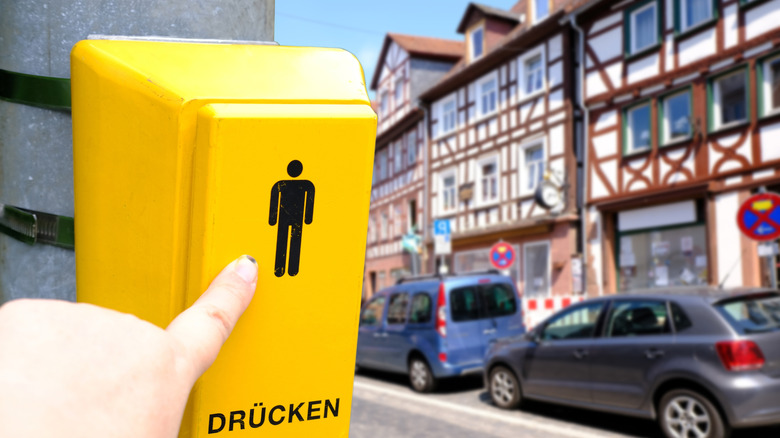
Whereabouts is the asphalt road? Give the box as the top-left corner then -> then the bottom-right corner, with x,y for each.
350,369 -> 780,438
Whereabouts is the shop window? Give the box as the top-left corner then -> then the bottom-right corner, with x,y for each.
542,302 -> 605,340
760,54 -> 780,117
471,27 -> 484,60
617,224 -> 708,292
624,102 -> 652,155
533,0 -> 549,23
606,300 -> 671,337
677,0 -> 716,34
524,241 -> 550,298
477,74 -> 498,118
710,68 -> 748,131
407,131 -> 417,165
386,293 -> 410,325
477,155 -> 499,206
626,1 -> 659,55
519,140 -> 545,196
440,169 -> 457,215
660,89 -> 692,145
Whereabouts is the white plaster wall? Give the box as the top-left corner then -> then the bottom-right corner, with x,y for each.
586,70 -> 608,97
548,33 -> 563,60
715,192 -> 743,288
593,131 -> 618,159
587,207 -> 604,296
549,124 -> 564,156
595,110 -> 617,131
602,159 -> 618,192
549,61 -> 563,88
724,4 -> 739,49
628,53 -> 660,84
589,12 -> 621,35
549,89 -> 564,111
590,28 -> 623,62
761,122 -> 780,161
591,167 -> 609,199
605,62 -> 624,89
678,27 -> 717,66
746,0 -> 780,40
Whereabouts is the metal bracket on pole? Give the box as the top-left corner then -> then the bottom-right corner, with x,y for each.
0,203 -> 74,250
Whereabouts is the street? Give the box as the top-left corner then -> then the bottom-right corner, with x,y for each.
350,370 -> 780,438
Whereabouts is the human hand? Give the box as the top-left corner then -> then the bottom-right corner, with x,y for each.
0,255 -> 258,438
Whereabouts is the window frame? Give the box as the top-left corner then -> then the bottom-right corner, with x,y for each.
475,154 -> 500,207
436,95 -> 457,139
407,130 -> 417,166
708,66 -> 750,133
386,292 -> 410,326
378,148 -> 388,180
475,72 -> 499,120
380,211 -> 388,241
603,299 -> 672,338
394,77 -> 404,109
393,140 -> 403,173
379,90 -> 389,117
540,301 -> 606,341
623,100 -> 653,156
758,52 -> 780,118
359,295 -> 386,328
470,26 -> 485,61
624,0 -> 661,58
523,240 -> 551,299
518,46 -> 547,101
518,138 -> 546,197
658,87 -> 693,147
439,168 -> 458,216
408,293 -> 433,324
674,0 -> 718,36
532,0 -> 550,24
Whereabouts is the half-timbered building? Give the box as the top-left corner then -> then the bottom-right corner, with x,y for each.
576,0 -> 780,294
364,33 -> 462,298
420,1 -> 584,326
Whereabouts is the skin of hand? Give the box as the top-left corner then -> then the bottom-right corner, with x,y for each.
0,255 -> 258,438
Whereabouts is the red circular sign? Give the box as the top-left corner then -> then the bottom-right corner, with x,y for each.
736,192 -> 780,241
489,242 -> 516,270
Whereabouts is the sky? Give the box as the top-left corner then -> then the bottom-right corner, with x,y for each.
274,0 -> 519,99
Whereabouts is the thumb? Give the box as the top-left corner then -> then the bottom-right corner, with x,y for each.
166,255 -> 258,381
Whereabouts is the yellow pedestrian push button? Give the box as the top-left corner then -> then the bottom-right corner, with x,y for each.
71,39 -> 376,437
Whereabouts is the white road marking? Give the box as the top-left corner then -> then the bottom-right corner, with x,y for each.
353,380 -> 615,438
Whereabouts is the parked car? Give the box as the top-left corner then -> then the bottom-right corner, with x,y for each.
357,271 -> 524,392
484,287 -> 780,438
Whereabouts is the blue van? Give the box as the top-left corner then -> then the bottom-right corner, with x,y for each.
356,271 -> 525,392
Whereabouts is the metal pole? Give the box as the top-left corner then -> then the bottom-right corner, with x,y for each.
0,0 -> 274,304
769,256 -> 778,289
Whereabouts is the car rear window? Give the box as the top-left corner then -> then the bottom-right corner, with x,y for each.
715,293 -> 780,334
450,283 -> 518,322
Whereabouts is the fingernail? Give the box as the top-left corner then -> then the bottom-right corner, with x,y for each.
235,255 -> 258,283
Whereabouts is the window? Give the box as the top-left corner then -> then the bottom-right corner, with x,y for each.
440,98 -> 457,136
380,212 -> 388,240
606,300 -> 670,337
378,149 -> 388,180
394,141 -> 402,172
711,69 -> 748,130
518,48 -> 546,100
477,75 -> 498,117
480,284 -> 517,318
670,302 -> 693,332
625,102 -> 652,154
715,293 -> 780,334
521,144 -> 544,195
761,55 -> 780,116
394,206 -> 402,236
408,199 -> 417,231
450,286 -> 481,322
380,90 -> 388,116
440,170 -> 457,214
386,293 -> 410,325
394,77 -> 404,107
471,27 -> 484,60
524,241 -> 550,298
541,301 -> 605,340
477,156 -> 499,205
377,271 -> 386,290
680,0 -> 714,33
627,2 -> 658,55
661,89 -> 692,145
409,293 -> 432,323
533,0 -> 549,23
524,55 -> 544,96
360,296 -> 385,327
407,131 -> 417,165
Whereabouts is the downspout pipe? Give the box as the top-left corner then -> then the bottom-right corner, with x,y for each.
420,102 -> 430,274
568,14 -> 595,296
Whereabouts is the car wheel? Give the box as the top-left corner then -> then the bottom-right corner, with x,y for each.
659,389 -> 729,438
408,357 -> 436,393
489,365 -> 522,409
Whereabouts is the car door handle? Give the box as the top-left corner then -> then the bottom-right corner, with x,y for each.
482,329 -> 497,335
373,332 -> 388,338
645,348 -> 665,359
573,349 -> 589,359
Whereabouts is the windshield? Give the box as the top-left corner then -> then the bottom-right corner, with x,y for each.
715,294 -> 780,334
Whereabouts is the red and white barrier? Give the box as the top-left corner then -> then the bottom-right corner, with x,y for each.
522,295 -> 586,330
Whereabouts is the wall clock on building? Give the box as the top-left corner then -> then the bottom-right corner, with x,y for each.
535,180 -> 562,210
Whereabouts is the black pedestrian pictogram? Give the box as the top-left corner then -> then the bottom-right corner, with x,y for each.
269,160 -> 315,277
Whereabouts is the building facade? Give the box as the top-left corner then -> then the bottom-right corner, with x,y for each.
577,0 -> 780,294
363,34 -> 462,298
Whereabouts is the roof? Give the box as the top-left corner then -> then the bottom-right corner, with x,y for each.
457,3 -> 521,33
370,33 -> 463,90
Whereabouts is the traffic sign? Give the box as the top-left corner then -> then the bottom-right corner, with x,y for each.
737,192 -> 780,241
489,242 -> 516,270
434,219 -> 451,235
433,219 -> 452,255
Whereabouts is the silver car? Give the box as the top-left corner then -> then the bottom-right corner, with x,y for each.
484,287 -> 780,438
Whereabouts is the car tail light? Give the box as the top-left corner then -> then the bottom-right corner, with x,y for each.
438,352 -> 447,363
436,282 -> 446,337
716,340 -> 765,371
